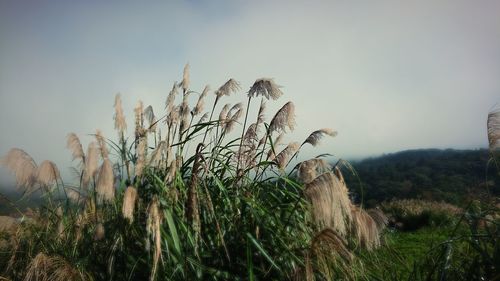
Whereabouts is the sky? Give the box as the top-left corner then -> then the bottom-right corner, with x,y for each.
1,0 -> 500,191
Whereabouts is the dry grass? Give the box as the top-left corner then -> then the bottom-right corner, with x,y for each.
1,148 -> 37,192
350,206 -> 380,250
302,128 -> 337,147
304,172 -> 352,236
122,186 -> 137,223
269,101 -> 296,134
381,199 -> 462,217
248,78 -> 283,100
24,252 -> 90,281
96,159 -> 114,202
36,161 -> 60,186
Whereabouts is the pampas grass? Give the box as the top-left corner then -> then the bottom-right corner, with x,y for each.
269,101 -> 296,134
95,130 -> 109,159
275,142 -> 299,169
303,128 -> 337,147
0,65 -> 385,281
83,142 -> 99,187
297,158 -> 330,184
192,85 -> 209,116
181,63 -> 190,93
165,83 -> 178,113
350,206 -> 380,250
146,197 -> 162,281
135,137 -> 147,177
114,94 -> 127,135
215,78 -> 240,101
487,106 -> 500,151
1,148 -> 37,191
304,172 -> 352,236
24,252 -> 89,281
96,159 -> 114,202
224,103 -> 245,133
36,160 -> 60,186
122,186 -> 137,223
248,78 -> 283,100
66,133 -> 85,164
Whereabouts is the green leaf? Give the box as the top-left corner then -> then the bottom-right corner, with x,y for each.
246,232 -> 280,270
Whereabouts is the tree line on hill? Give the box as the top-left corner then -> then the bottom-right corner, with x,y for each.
344,149 -> 499,208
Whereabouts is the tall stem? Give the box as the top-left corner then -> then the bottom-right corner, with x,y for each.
236,96 -> 252,173
202,97 -> 219,144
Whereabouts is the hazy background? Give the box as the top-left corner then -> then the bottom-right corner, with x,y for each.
1,0 -> 500,193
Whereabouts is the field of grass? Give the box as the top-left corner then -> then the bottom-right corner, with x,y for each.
0,66 -> 499,280
0,66 -> 389,281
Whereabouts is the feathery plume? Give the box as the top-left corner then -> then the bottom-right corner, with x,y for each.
56,206 -> 64,239
192,85 -> 209,116
257,99 -> 266,125
134,100 -> 144,138
165,82 -> 178,113
96,159 -> 114,202
95,130 -> 109,159
224,103 -> 245,133
144,105 -> 157,132
487,107 -> 500,151
83,142 -> 99,187
274,142 -> 299,169
248,78 -> 283,100
303,128 -> 337,147
122,186 -> 137,223
179,93 -> 191,135
304,172 -> 352,236
311,228 -> 352,262
215,79 -> 240,100
65,187 -> 85,204
1,148 -> 37,190
166,105 -> 180,128
165,157 -> 177,184
135,137 -> 147,177
269,101 -> 296,134
146,197 -> 162,281
149,141 -> 166,167
350,206 -> 380,250
181,63 -> 190,93
274,133 -> 285,147
243,123 -> 258,144
218,103 -> 231,125
66,133 -> 85,163
367,208 -> 388,232
114,94 -> 127,134
37,160 -> 60,186
298,158 -> 330,184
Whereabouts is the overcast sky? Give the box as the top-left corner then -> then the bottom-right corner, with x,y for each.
1,0 -> 500,190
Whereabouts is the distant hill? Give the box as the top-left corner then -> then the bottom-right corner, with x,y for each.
344,149 -> 500,207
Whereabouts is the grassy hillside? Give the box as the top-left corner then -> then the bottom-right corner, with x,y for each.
346,149 -> 500,207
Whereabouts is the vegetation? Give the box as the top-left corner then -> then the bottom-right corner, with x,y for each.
0,66 -> 386,281
1,67 -> 499,280
381,199 -> 462,231
346,149 -> 500,207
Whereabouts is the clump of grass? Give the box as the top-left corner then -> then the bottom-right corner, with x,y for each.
0,65 -> 385,280
382,199 -> 462,230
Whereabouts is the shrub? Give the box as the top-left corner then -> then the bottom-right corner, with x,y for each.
381,199 -> 462,230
